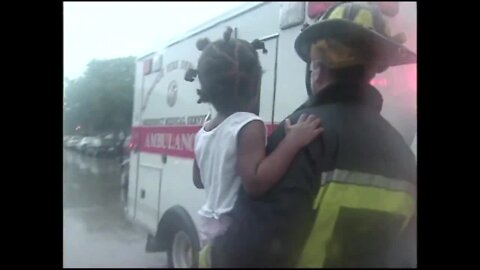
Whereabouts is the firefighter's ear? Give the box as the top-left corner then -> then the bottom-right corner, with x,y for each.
196,38 -> 210,51
184,68 -> 198,82
251,39 -> 267,54
392,32 -> 407,44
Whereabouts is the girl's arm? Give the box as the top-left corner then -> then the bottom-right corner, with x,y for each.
236,114 -> 323,197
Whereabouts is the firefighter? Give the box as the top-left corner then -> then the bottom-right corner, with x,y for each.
210,2 -> 417,268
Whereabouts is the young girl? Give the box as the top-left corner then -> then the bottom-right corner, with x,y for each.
185,27 -> 323,249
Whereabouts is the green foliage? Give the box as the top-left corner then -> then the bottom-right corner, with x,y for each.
64,56 -> 136,135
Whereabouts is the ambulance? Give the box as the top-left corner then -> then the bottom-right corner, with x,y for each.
126,2 -> 417,267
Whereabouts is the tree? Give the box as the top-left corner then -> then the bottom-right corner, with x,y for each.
63,56 -> 135,136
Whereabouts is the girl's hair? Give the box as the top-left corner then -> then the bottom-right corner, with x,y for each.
185,27 -> 267,114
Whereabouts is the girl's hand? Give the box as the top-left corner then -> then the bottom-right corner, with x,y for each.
285,114 -> 324,148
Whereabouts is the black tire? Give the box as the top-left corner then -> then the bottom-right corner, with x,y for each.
166,209 -> 200,268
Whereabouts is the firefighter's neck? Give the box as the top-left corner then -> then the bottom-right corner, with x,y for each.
321,79 -> 370,92
314,75 -> 371,95
312,64 -> 374,95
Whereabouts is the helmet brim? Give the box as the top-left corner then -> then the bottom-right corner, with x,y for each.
294,19 -> 417,67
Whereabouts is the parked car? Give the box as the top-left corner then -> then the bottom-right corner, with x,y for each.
63,136 -> 71,146
96,137 -> 117,157
66,136 -> 82,149
76,137 -> 101,153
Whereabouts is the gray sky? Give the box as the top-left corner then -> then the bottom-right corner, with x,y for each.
64,1 -> 251,80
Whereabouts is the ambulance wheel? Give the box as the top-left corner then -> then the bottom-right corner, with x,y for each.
166,207 -> 200,268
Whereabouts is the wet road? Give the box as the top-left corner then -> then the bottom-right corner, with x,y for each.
63,150 -> 166,268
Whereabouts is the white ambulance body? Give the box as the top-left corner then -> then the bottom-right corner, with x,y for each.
127,2 -> 417,267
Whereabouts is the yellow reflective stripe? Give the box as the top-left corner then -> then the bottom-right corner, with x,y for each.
298,182 -> 416,268
328,6 -> 346,19
300,183 -> 343,267
354,8 -> 374,29
199,244 -> 211,268
318,169 -> 416,229
320,169 -> 416,196
312,181 -> 328,209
